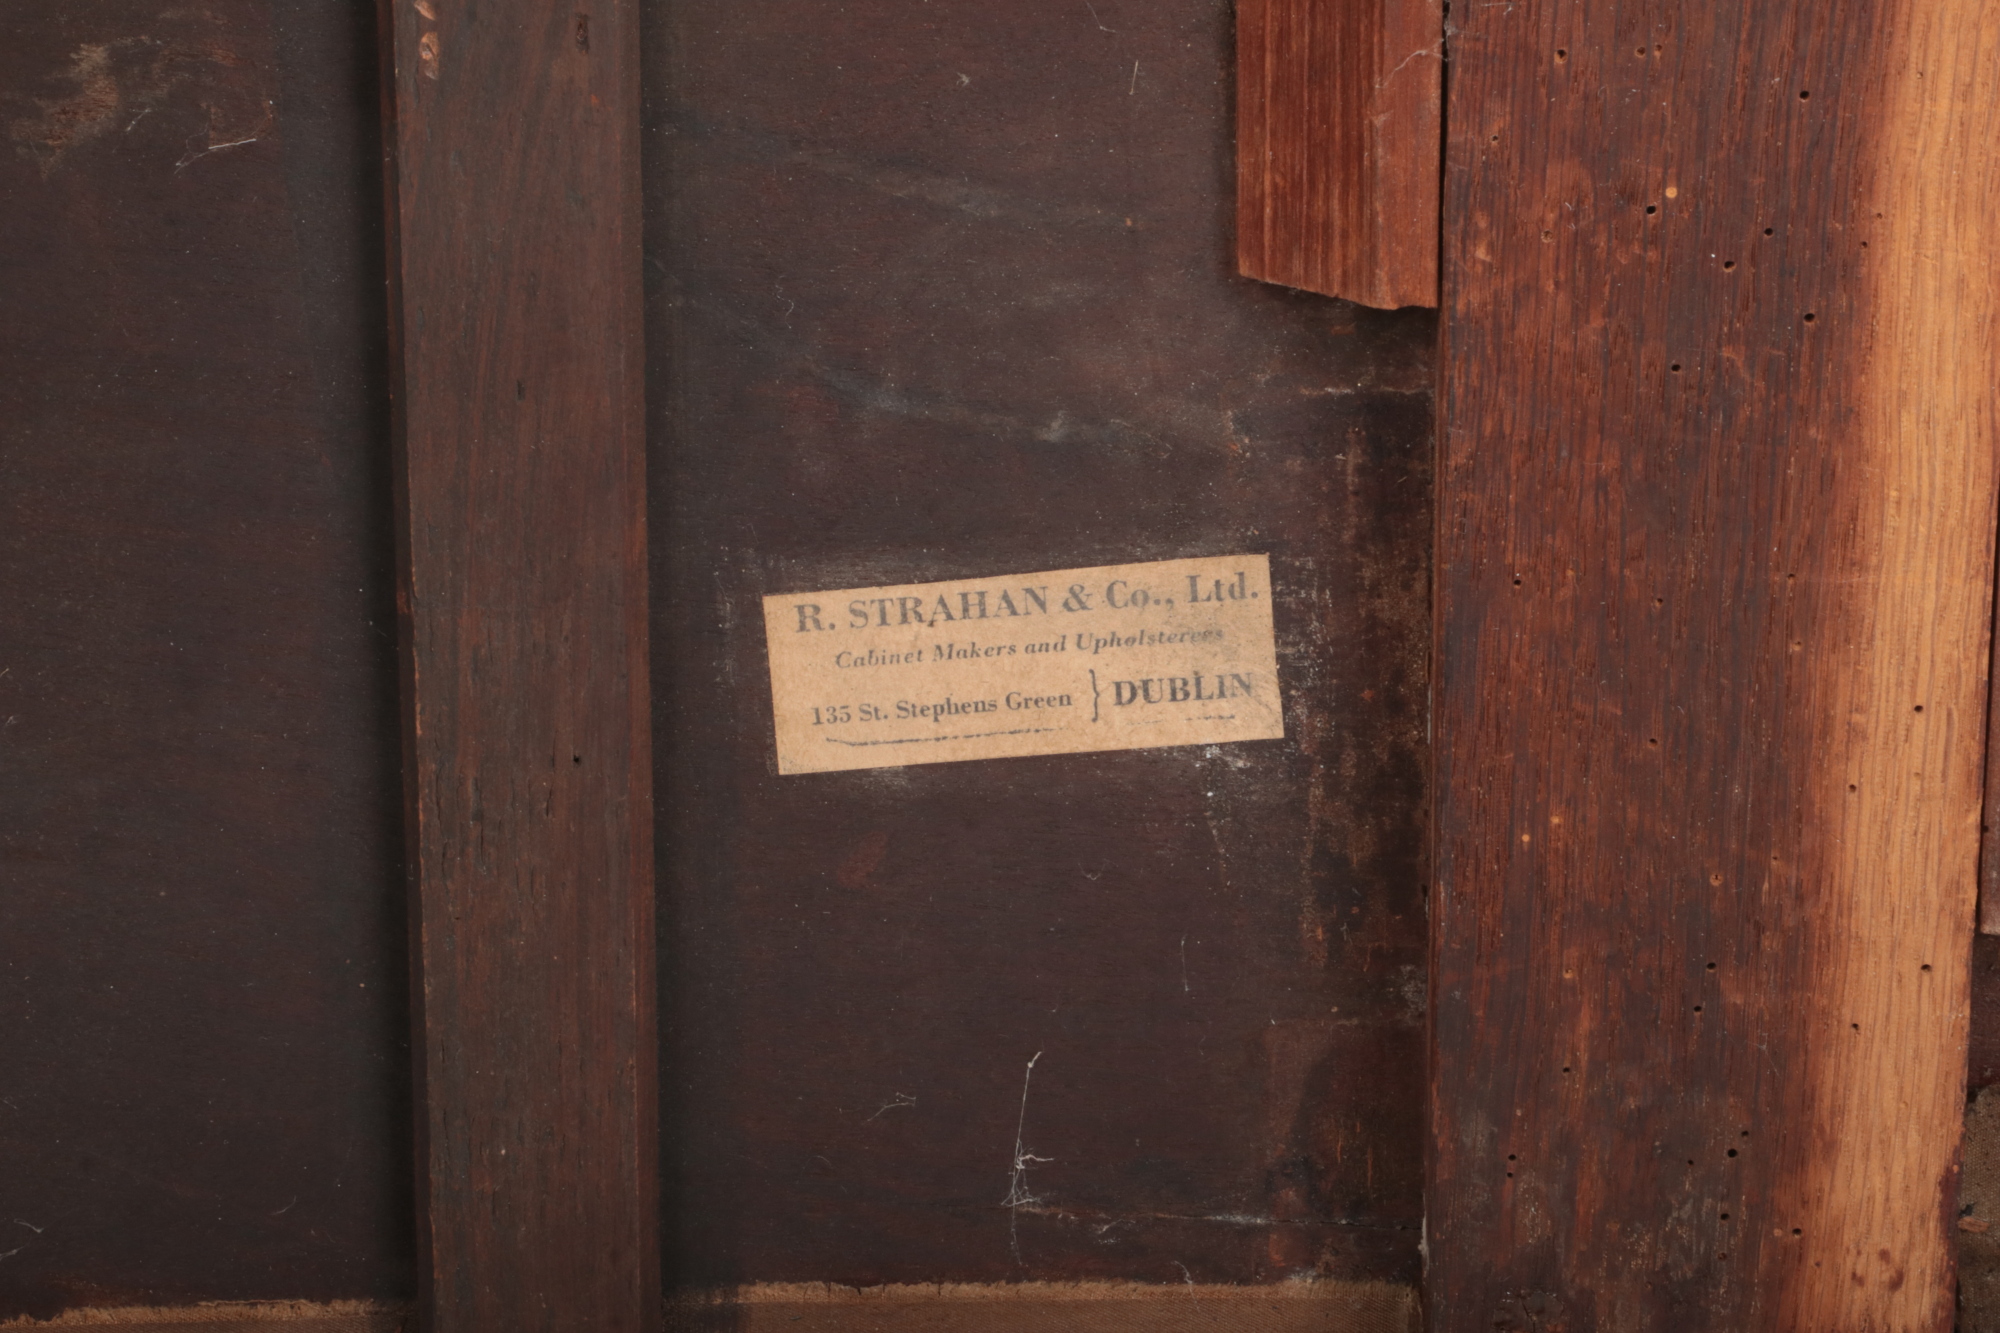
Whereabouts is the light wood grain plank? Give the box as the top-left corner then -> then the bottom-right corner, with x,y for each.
1236,0 -> 1441,308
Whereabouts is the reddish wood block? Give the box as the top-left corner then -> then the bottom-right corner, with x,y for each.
1237,0 -> 1442,309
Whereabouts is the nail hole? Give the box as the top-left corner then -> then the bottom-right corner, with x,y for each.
1722,260 -> 1736,270
1670,363 -> 1682,372
1848,783 -> 1857,791
1802,312 -> 1816,322
1646,204 -> 1658,214
1763,227 -> 1775,235
1694,1005 -> 1703,1012
1728,1148 -> 1738,1157
1793,1228 -> 1803,1236
1799,89 -> 1810,99
1648,737 -> 1659,746
1706,962 -> 1717,971
1852,1023 -> 1861,1032
1913,704 -> 1924,712
1513,576 -> 1523,586
1556,48 -> 1568,60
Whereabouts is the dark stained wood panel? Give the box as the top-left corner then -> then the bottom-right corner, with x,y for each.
1969,936 -> 2000,1089
0,1 -> 411,1319
647,0 -> 1431,1295
1236,0 -> 1441,309
380,0 -> 656,1328
1431,0 -> 2000,1328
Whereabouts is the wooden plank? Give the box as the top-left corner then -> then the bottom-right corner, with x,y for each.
1236,0 -> 1441,308
1430,0 -> 2000,1328
0,0 -> 411,1317
380,0 -> 656,1328
647,0 -> 1432,1292
0,1302 -> 406,1332
666,1283 -> 1416,1333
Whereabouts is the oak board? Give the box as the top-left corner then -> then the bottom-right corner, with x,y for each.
381,0 -> 657,1327
1431,0 -> 2000,1327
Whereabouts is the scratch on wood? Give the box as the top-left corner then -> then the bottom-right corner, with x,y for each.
1002,1051 -> 1051,1264
8,30 -> 261,177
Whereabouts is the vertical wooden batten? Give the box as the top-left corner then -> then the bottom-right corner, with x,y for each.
1236,0 -> 1442,308
380,0 -> 658,1329
1430,0 -> 2000,1328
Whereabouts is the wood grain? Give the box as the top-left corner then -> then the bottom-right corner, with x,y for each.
666,1282 -> 1416,1333
647,0 -> 1432,1293
1430,0 -> 2000,1327
381,0 -> 656,1328
0,0 -> 411,1318
0,1303 -> 405,1332
1236,0 -> 1441,309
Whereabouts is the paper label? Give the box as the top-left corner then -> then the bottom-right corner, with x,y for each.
762,554 -> 1284,774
